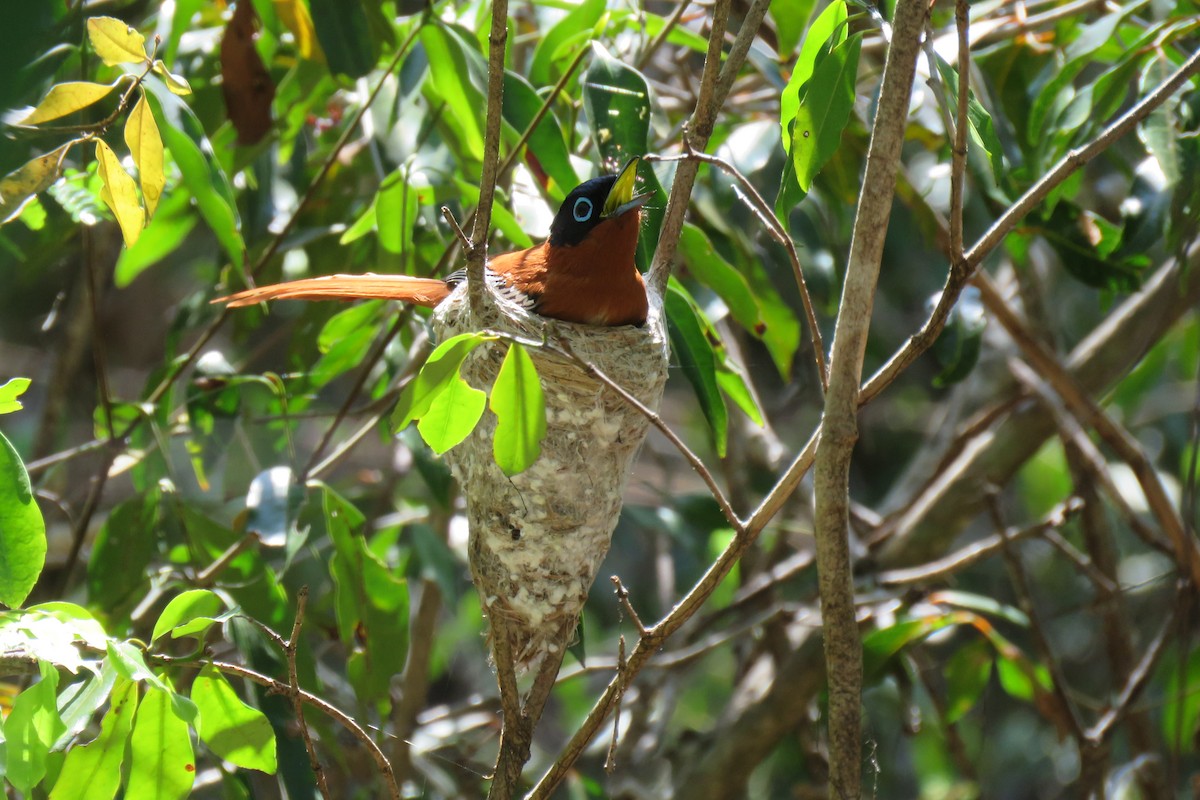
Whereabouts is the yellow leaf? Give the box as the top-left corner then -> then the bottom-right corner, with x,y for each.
18,82 -> 118,125
152,61 -> 193,96
124,94 -> 164,219
273,0 -> 325,62
87,16 -> 148,66
0,145 -> 70,223
95,140 -> 144,247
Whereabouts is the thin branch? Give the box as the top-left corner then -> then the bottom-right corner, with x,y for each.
646,150 -> 827,387
973,271 -> 1200,585
949,0 -> 970,262
604,635 -> 627,773
154,655 -> 401,799
611,576 -> 646,636
466,0 -> 510,317
285,587 -> 332,799
861,45 -> 1200,404
876,496 -> 1083,586
441,206 -> 473,250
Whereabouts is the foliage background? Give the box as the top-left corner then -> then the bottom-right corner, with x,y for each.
1,0 -> 1199,798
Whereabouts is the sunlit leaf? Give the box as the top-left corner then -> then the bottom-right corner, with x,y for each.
502,71 -> 580,200
790,33 -> 861,192
126,680 -> 195,800
0,145 -> 70,223
19,81 -> 118,125
0,377 -> 31,415
420,25 -> 485,161
0,430 -> 46,608
151,60 -> 192,96
530,0 -> 605,86
273,0 -> 325,61
377,168 -> 420,259
124,93 -> 164,218
417,374 -> 486,455
490,343 -> 547,476
50,679 -> 138,800
780,0 -> 846,151
770,0 -> 817,57
151,589 -> 223,642
6,662 -> 65,793
95,139 -> 144,247
393,332 -> 493,430
114,195 -> 197,287
191,665 -> 277,773
87,16 -> 148,65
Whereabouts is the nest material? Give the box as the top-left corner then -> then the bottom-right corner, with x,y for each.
432,279 -> 669,673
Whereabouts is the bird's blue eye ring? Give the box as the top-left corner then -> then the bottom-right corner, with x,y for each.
572,197 -> 593,222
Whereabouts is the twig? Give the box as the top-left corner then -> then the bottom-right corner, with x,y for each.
604,635 -> 627,773
810,0 -> 928,793
550,335 -> 743,532
611,576 -> 646,636
636,0 -> 693,70
193,531 -> 259,587
986,492 -> 1086,741
949,0 -> 969,262
645,150 -> 827,387
285,587 -> 332,799
153,654 -> 401,799
441,206 -> 473,250
875,496 -> 1083,585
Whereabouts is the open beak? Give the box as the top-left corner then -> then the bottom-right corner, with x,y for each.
601,156 -> 651,218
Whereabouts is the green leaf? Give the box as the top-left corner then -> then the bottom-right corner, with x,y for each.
502,71 -> 580,199
50,679 -> 138,800
126,680 -> 195,800
665,282 -> 727,457
0,377 -> 31,414
930,287 -> 986,387
308,0 -> 377,78
715,364 -> 764,426
420,25 -> 485,161
1140,53 -> 1181,183
489,343 -> 547,476
323,490 -> 410,703
54,662 -> 118,749
191,665 -> 277,773
770,0 -> 817,57
936,56 -> 1006,181
943,639 -> 993,723
88,496 -> 155,617
151,590 -> 224,642
677,225 -> 766,338
790,33 -> 861,192
392,332 -> 493,430
455,178 -> 534,249
7,661 -> 65,792
144,88 -> 245,270
105,640 -> 169,694
376,168 -> 420,259
113,194 -> 197,287
780,0 -> 846,151
0,430 -> 46,608
416,374 -> 487,455
582,42 -> 666,270
529,0 -> 605,86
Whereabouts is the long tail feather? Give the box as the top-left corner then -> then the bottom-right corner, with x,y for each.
214,274 -> 453,308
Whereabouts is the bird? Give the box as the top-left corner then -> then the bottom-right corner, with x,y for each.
217,157 -> 651,327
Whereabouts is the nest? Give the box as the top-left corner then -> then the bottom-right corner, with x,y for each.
432,278 -> 669,673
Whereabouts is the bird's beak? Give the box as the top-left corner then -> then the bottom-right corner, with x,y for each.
602,156 -> 651,218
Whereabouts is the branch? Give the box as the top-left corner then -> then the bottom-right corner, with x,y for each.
466,0 -> 509,317
811,0 -> 927,794
284,587 -> 332,799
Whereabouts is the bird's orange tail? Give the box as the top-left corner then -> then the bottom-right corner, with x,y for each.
215,274 -> 453,308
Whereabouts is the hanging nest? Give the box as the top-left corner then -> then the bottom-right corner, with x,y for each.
432,279 -> 669,674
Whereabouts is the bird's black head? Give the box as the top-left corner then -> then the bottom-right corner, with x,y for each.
548,157 -> 648,247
